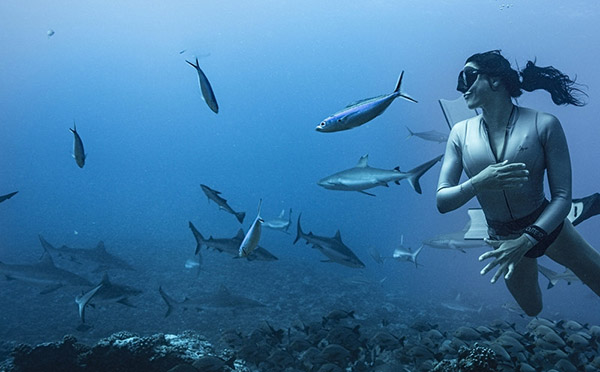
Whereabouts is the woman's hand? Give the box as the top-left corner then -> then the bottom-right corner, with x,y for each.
479,235 -> 534,283
471,160 -> 529,192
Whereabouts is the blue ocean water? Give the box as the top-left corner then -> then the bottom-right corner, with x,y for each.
1,0 -> 599,366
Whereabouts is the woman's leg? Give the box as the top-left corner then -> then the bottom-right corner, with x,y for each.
545,220 -> 600,297
505,257 -> 543,316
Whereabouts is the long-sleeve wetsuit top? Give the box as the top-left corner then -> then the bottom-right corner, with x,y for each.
437,106 -> 572,235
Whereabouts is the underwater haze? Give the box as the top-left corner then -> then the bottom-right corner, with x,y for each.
1,0 -> 600,370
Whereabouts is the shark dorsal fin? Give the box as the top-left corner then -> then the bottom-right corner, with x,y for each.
101,272 -> 111,284
356,154 -> 369,168
38,252 -> 56,267
235,229 -> 245,239
278,209 -> 285,218
334,230 -> 343,242
95,241 -> 106,252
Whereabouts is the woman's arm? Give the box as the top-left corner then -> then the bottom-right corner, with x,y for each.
436,124 -> 476,213
531,113 -> 572,233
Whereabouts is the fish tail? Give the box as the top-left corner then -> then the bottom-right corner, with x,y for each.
294,213 -> 304,244
394,71 -> 418,103
413,245 -> 424,268
405,126 -> 414,140
236,212 -> 246,224
158,286 -> 176,318
188,221 -> 205,255
185,57 -> 200,70
405,155 -> 443,194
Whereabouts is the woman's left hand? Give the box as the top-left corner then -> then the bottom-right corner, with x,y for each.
479,235 -> 534,283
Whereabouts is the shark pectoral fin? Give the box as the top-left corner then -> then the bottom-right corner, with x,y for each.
116,297 -> 136,308
40,283 -> 63,294
358,190 -> 377,197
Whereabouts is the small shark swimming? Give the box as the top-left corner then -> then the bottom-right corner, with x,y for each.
316,71 -> 417,133
422,231 -> 488,253
293,214 -> 365,269
0,252 -> 92,294
38,235 -> 134,271
405,127 -> 449,143
0,191 -> 18,203
69,123 -> 86,168
188,221 -> 278,261
317,154 -> 443,196
186,58 -> 219,114
263,208 -> 292,233
159,285 -> 266,317
537,264 -> 581,289
392,236 -> 424,268
200,184 -> 245,224
75,273 -> 142,324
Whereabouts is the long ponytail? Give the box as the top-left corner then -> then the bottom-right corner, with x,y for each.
520,60 -> 587,106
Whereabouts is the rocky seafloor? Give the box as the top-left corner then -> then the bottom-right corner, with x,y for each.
2,311 -> 599,372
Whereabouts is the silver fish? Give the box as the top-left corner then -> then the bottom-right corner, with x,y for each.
317,154 -> 443,196
239,200 -> 264,258
316,71 -> 416,133
70,123 -> 86,168
405,126 -> 449,143
186,58 -> 219,114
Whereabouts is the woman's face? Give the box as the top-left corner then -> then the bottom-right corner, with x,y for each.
460,62 -> 491,109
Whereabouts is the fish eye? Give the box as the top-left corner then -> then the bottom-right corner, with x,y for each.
319,122 -> 325,126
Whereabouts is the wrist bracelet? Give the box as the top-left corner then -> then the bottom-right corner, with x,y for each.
524,225 -> 547,242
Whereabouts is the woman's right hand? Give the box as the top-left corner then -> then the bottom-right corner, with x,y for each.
471,160 -> 529,192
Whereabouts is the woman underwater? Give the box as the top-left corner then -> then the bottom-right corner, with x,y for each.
436,50 -> 600,316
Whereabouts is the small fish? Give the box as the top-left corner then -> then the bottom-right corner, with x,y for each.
239,199 -> 264,258
186,58 -> 219,114
405,127 -> 449,143
47,29 -> 55,38
200,184 -> 245,223
70,123 -> 86,168
316,71 -> 417,133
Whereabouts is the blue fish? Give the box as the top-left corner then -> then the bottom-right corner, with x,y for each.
186,58 -> 219,114
316,71 -> 416,133
70,123 -> 86,168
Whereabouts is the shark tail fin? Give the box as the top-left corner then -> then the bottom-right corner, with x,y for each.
413,245 -> 424,268
158,286 -> 176,318
236,212 -> 246,224
294,213 -> 304,244
405,155 -> 444,194
393,71 -> 418,103
188,221 -> 206,255
405,126 -> 415,140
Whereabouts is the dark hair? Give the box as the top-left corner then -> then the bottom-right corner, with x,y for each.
465,50 -> 587,106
